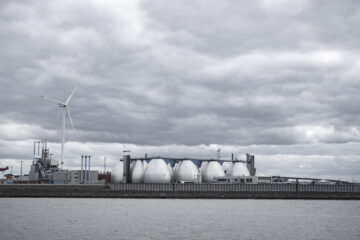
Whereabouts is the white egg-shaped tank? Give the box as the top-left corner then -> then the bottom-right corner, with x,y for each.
167,162 -> 174,180
143,160 -> 148,169
230,162 -> 250,176
111,160 -> 124,182
222,162 -> 233,175
175,160 -> 199,182
144,158 -> 172,183
173,162 -> 180,180
200,161 -> 208,176
202,161 -> 225,183
131,160 -> 145,183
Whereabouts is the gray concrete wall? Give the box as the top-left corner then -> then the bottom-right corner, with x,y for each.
1,183 -> 359,199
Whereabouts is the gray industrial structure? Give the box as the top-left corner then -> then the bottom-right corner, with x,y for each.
121,153 -> 257,184
28,140 -> 102,184
246,153 -> 256,176
25,140 -> 354,189
51,170 -> 99,184
113,152 -> 353,186
29,140 -> 60,183
123,151 -> 131,183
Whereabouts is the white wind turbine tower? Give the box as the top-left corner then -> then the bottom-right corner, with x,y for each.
41,84 -> 78,169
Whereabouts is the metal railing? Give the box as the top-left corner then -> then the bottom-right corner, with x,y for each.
110,183 -> 360,193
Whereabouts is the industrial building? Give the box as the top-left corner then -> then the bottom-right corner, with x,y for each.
51,170 -> 99,184
111,152 -> 352,186
27,140 -> 103,184
111,152 -> 258,184
1,140 -> 351,188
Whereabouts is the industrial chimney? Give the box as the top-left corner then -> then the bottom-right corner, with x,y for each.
246,153 -> 256,176
123,150 -> 131,183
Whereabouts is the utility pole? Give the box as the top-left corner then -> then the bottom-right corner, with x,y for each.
81,155 -> 84,182
104,156 -> 106,173
88,155 -> 91,183
20,161 -> 23,181
84,156 -> 87,183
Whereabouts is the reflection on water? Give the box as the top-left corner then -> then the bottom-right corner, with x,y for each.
1,198 -> 359,240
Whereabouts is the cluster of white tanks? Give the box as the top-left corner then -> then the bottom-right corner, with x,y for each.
112,158 -> 250,183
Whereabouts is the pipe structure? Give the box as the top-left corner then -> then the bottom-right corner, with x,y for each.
84,155 -> 87,183
270,176 -> 350,184
20,161 -> 23,181
131,157 -> 246,163
38,141 -> 40,156
88,155 -> 91,183
33,141 -> 36,164
123,152 -> 131,183
81,155 -> 83,182
250,155 -> 256,176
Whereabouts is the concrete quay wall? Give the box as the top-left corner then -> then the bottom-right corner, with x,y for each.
1,184 -> 360,199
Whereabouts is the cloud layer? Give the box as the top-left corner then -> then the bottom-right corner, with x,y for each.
0,0 -> 359,181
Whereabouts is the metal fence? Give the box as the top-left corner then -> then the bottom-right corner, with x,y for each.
111,183 -> 360,193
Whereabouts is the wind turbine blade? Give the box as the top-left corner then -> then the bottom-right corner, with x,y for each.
41,96 -> 64,105
66,107 -> 75,130
65,84 -> 79,105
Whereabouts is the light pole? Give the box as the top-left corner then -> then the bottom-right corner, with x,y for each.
20,161 -> 23,181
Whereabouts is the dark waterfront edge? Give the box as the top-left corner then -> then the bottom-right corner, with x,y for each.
0,184 -> 359,199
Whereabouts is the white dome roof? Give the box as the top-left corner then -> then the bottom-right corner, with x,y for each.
173,162 -> 180,180
131,160 -> 145,183
200,161 -> 208,176
111,160 -> 124,182
230,162 -> 250,177
167,162 -> 174,180
144,159 -> 172,183
222,162 -> 233,175
175,160 -> 199,182
202,161 -> 225,183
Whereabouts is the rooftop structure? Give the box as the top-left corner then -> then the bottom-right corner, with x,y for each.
29,140 -> 60,183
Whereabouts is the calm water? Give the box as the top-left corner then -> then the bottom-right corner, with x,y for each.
0,198 -> 359,240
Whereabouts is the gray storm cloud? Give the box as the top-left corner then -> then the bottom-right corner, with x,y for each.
0,0 -> 359,181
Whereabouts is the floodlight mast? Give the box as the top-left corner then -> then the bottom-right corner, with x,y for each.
41,84 -> 78,169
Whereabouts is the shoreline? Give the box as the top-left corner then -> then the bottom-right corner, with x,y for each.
1,184 -> 359,199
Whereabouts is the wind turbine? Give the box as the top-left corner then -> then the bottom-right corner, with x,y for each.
41,84 -> 78,169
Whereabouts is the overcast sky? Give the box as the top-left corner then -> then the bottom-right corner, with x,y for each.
1,0 -> 360,181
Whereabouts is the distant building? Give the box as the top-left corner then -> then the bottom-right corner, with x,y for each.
51,170 -> 99,184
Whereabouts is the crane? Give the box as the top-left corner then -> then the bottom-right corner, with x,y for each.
0,166 -> 9,172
